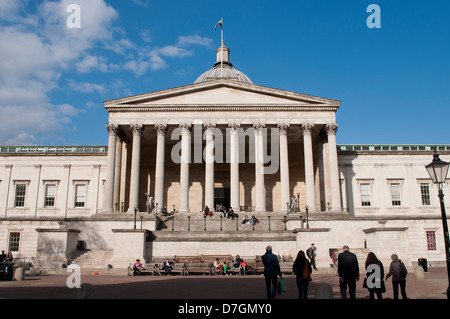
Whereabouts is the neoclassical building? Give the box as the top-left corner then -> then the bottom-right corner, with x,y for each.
0,42 -> 448,272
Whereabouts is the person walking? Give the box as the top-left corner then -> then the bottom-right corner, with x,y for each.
292,250 -> 312,299
386,253 -> 408,299
306,243 -> 318,270
261,246 -> 282,299
338,245 -> 360,299
332,249 -> 339,276
363,252 -> 386,299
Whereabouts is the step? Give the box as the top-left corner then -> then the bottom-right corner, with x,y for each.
70,249 -> 114,268
157,212 -> 288,232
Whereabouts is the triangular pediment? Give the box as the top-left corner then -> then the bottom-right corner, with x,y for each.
104,79 -> 340,110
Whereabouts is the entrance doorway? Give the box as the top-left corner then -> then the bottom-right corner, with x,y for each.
214,187 -> 230,212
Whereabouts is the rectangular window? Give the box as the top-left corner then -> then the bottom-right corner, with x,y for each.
75,184 -> 86,207
9,232 -> 20,252
14,184 -> 26,207
390,183 -> 401,206
44,185 -> 56,207
420,183 -> 431,206
426,231 -> 436,250
360,183 -> 371,206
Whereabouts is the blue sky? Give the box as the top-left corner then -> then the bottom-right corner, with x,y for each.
0,0 -> 449,146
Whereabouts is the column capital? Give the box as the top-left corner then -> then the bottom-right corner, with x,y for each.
106,124 -> 119,136
301,123 -> 314,135
131,124 -> 144,136
325,123 -> 338,135
204,123 -> 216,131
228,123 -> 241,130
277,123 -> 290,135
253,123 -> 265,133
179,123 -> 192,132
155,124 -> 167,136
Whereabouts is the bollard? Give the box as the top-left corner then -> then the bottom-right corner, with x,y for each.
14,267 -> 25,281
414,266 -> 425,280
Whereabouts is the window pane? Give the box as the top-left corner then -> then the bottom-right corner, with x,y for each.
75,185 -> 86,207
45,185 -> 56,207
9,232 -> 20,252
390,183 -> 401,206
15,184 -> 26,207
420,183 -> 430,206
360,183 -> 371,206
426,231 -> 436,250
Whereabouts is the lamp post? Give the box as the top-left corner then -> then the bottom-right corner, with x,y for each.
133,208 -> 137,230
425,152 -> 450,299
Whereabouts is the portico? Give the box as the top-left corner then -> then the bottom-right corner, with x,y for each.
103,86 -> 342,216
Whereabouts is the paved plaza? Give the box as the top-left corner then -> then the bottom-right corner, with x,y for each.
0,267 -> 447,300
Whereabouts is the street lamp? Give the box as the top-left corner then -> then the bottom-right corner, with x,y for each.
425,152 -> 450,299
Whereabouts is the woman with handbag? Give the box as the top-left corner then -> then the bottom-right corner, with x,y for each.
293,250 -> 313,299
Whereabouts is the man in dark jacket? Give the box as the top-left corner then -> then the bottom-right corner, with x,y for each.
261,246 -> 282,299
338,245 -> 360,299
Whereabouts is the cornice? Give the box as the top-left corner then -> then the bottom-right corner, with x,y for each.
105,104 -> 340,113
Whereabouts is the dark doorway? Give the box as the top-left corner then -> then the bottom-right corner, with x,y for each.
214,187 -> 230,212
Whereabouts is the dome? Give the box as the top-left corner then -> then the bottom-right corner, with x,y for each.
194,43 -> 253,84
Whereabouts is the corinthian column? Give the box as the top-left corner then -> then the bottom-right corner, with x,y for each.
254,124 -> 266,212
326,123 -> 342,211
179,124 -> 191,214
128,124 -> 144,212
302,124 -> 316,212
229,124 -> 240,212
154,124 -> 167,213
279,124 -> 290,213
113,136 -> 123,212
204,124 -> 215,211
103,124 -> 119,213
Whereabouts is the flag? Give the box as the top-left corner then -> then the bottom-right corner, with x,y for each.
214,18 -> 223,30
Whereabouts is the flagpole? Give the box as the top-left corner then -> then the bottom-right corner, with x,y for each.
220,19 -> 223,77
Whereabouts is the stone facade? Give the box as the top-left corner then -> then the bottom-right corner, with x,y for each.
0,44 -> 449,272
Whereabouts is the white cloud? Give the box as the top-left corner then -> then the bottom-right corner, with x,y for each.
130,0 -> 148,7
67,79 -> 106,94
0,1 -> 214,145
156,45 -> 194,58
75,55 -> 109,73
177,35 -> 213,48
0,0 -> 119,145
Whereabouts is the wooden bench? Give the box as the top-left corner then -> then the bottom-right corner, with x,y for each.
174,255 -> 211,276
200,254 -> 233,263
153,262 -> 185,276
151,257 -> 186,276
183,262 -> 213,275
127,263 -> 156,276
174,255 -> 202,263
200,255 -> 233,275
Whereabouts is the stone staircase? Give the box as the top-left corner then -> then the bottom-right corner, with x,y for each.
70,249 -> 114,269
157,212 -> 288,232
